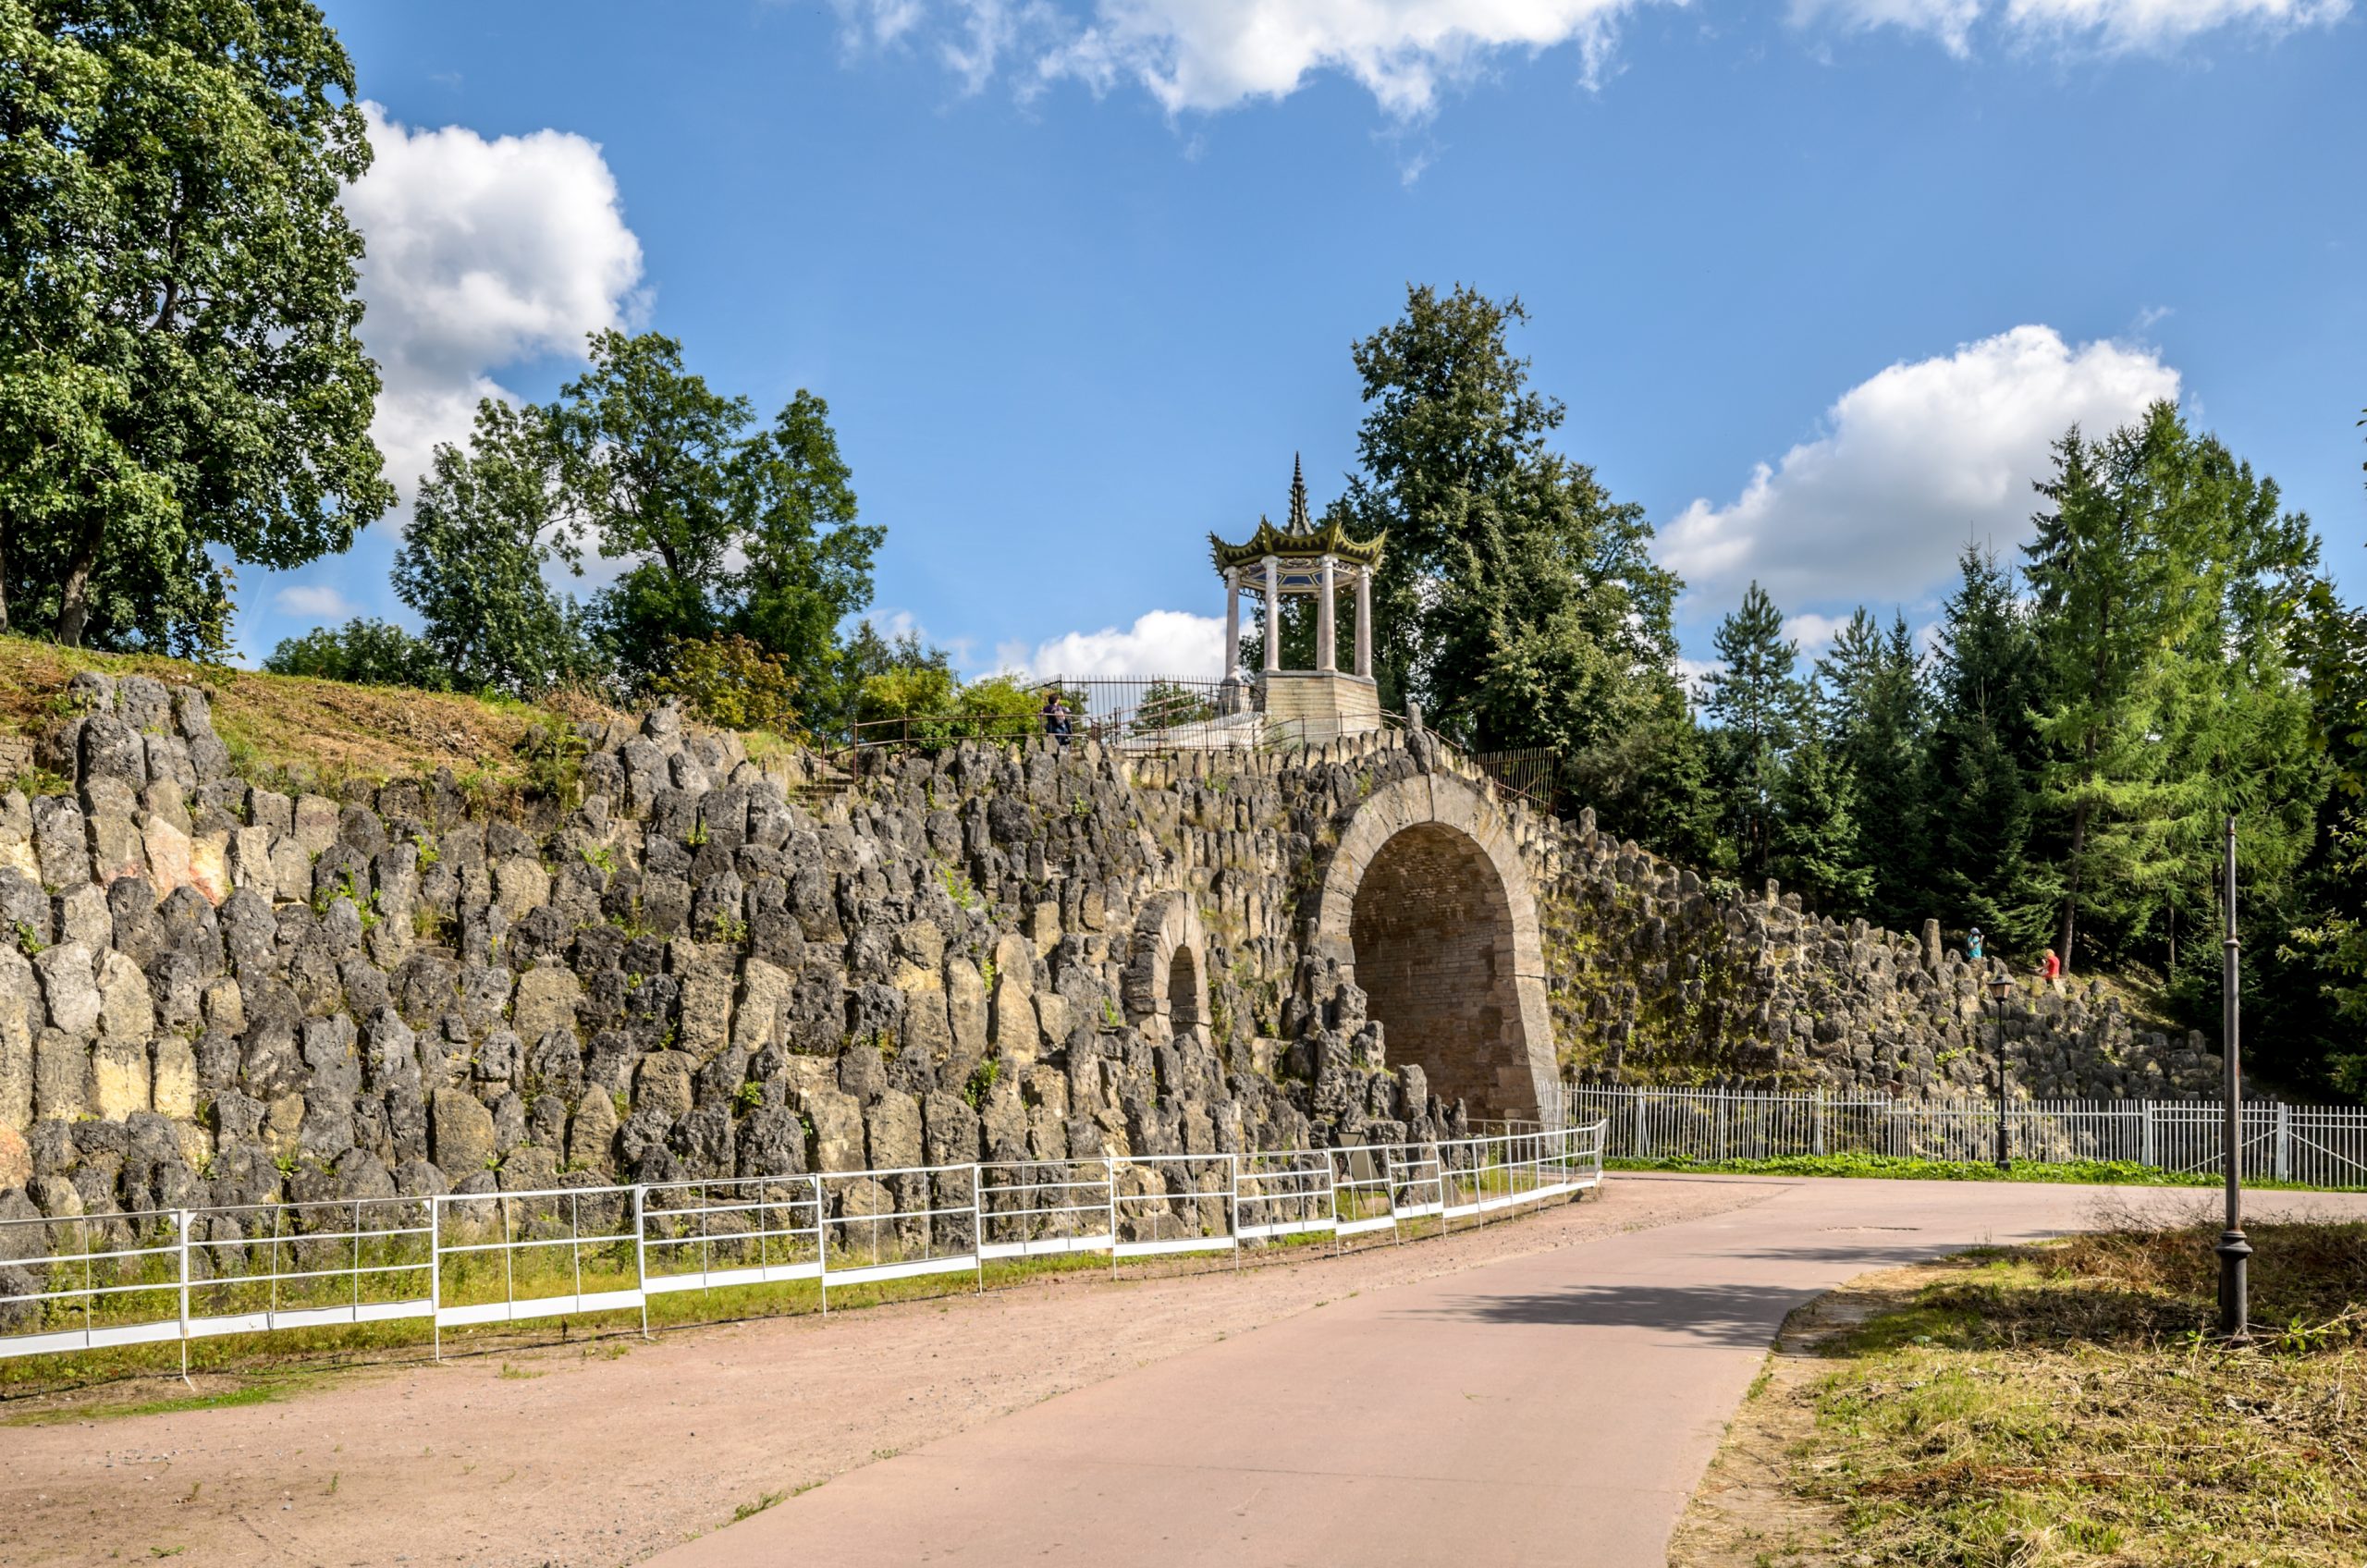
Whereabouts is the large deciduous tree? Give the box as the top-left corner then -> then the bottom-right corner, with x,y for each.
394,398 -> 584,696
1339,284 -> 1679,754
0,0 -> 392,653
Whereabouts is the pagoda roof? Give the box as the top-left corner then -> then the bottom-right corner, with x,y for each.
1209,455 -> 1386,574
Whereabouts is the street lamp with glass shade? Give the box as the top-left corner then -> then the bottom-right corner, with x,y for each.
1987,972 -> 2014,1170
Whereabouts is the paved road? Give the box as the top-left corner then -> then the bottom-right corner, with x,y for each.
651,1176 -> 2367,1568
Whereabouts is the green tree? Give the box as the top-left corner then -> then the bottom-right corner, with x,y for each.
394,399 -> 585,696
0,0 -> 393,653
264,619 -> 449,689
2027,405 -> 2323,973
1923,546 -> 2051,952
733,390 -> 881,680
1769,728 -> 1872,912
551,330 -> 746,680
547,331 -> 879,696
1338,284 -> 1679,753
1814,606 -> 1925,925
1701,582 -> 1807,883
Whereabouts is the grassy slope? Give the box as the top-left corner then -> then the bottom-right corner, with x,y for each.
0,634 -> 619,799
1774,1223 -> 2367,1567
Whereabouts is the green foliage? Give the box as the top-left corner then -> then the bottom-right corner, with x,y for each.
393,398 -> 587,697
1335,285 -> 1680,755
731,1081 -> 763,1113
550,331 -> 881,698
856,664 -> 1042,748
0,0 -> 394,652
962,1059 -> 1000,1109
519,716 -> 588,803
264,619 -> 452,691
1701,582 -> 1807,883
650,634 -> 802,735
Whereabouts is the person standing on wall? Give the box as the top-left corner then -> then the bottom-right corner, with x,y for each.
1968,927 -> 1985,963
2042,948 -> 2062,995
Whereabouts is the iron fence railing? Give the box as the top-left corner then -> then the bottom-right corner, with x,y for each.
0,1123 -> 1605,1371
1568,1085 -> 2367,1189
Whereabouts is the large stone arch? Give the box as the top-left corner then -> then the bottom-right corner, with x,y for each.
1313,775 -> 1555,1120
1122,891 -> 1209,1044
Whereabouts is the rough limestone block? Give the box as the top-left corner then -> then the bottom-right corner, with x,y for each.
92,1038 -> 152,1120
141,816 -> 195,899
676,966 -> 734,1059
509,962 -> 583,1043
152,1036 -> 199,1120
55,883 -> 111,949
32,1028 -> 89,1120
730,957 -> 791,1054
87,812 -> 149,886
431,1087 -> 497,1172
944,956 -> 988,1083
293,795 -> 339,857
803,1084 -> 865,1171
33,942 -> 99,1035
270,838 -> 312,903
493,857 -> 549,919
31,797 -> 91,889
0,948 -> 33,1130
634,1051 -> 695,1120
188,834 -> 230,904
227,827 -> 274,892
566,1087 -> 619,1172
94,949 -> 153,1047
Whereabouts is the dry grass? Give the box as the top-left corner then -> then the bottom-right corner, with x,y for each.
1681,1219 -> 2367,1568
0,634 -> 623,799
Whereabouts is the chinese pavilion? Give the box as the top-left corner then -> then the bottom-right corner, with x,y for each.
1208,457 -> 1387,742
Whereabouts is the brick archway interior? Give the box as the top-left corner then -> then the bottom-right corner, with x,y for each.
1346,822 -> 1527,1118
1166,945 -> 1202,1029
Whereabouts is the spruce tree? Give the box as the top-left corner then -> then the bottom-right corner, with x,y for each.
1924,545 -> 2051,952
1814,606 -> 1925,925
1702,582 -> 1807,883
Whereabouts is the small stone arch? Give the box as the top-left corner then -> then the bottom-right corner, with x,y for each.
1122,891 -> 1209,1043
1314,774 -> 1555,1120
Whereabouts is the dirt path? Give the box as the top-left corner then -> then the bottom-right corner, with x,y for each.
2,1178 -> 1778,1567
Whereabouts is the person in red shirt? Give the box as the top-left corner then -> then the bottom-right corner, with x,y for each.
2041,949 -> 2062,993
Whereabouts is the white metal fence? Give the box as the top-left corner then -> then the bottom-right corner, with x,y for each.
1569,1085 -> 2367,1190
0,1122 -> 1604,1369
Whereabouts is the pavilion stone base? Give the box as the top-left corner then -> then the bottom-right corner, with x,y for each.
1258,669 -> 1381,744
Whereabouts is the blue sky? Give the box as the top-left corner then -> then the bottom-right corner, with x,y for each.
247,0 -> 2367,682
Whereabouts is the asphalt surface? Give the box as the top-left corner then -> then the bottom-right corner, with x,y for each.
649,1175 -> 2367,1568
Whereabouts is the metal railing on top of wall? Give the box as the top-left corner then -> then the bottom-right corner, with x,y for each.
0,1122 -> 1606,1372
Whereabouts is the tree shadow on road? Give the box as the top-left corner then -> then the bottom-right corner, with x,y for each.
1402,1282 -> 1821,1345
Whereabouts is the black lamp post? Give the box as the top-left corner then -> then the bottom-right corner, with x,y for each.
2217,815 -> 2250,1341
1988,971 -> 2014,1170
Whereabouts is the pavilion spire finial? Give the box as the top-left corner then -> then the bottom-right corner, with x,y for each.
1287,452 -> 1311,533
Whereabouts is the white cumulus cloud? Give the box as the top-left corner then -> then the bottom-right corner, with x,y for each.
344,104 -> 645,498
994,609 -> 1227,680
271,584 -> 363,621
1046,0 -> 1656,116
1794,0 -> 2348,50
1659,325 -> 2180,615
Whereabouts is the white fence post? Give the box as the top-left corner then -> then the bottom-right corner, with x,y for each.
2276,1102 -> 2291,1182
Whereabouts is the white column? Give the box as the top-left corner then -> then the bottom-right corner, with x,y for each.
1355,566 -> 1373,678
1317,555 -> 1337,673
1261,556 -> 1280,673
1222,567 -> 1241,680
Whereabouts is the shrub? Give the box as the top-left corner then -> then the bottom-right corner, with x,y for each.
856,667 -> 1043,748
264,619 -> 454,691
650,635 -> 802,736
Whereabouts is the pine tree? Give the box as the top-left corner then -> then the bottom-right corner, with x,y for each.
1925,545 -> 2051,952
1702,582 -> 1807,884
1770,727 -> 1873,911
1814,606 -> 1925,925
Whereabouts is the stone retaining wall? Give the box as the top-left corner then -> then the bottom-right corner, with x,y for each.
0,677 -> 2219,1225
